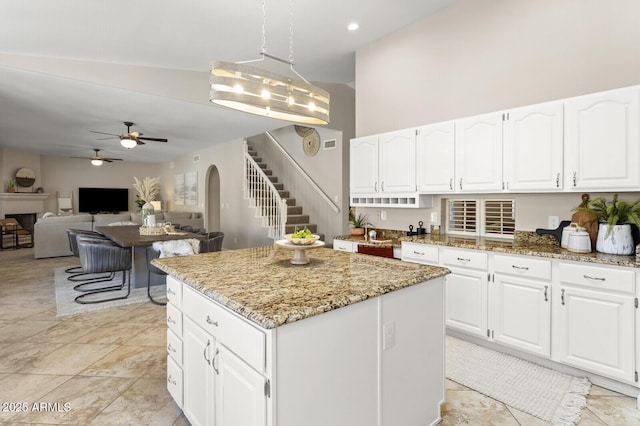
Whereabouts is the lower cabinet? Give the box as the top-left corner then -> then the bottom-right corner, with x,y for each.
553,262 -> 636,384
183,316 -> 216,426
442,248 -> 488,338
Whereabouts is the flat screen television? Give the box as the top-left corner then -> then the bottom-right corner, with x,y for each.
78,187 -> 129,213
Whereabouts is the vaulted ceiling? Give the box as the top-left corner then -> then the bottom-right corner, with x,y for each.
0,0 -> 456,163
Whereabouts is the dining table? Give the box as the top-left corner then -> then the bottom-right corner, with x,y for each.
95,225 -> 207,288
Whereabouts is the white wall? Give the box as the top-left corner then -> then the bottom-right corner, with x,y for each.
354,0 -> 640,232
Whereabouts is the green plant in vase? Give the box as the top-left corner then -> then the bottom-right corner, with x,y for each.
574,193 -> 640,254
349,213 -> 371,236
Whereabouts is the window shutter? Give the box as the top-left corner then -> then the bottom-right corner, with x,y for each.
484,200 -> 515,236
448,200 -> 477,234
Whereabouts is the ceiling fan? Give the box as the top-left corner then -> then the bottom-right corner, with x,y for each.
71,149 -> 123,166
90,121 -> 168,148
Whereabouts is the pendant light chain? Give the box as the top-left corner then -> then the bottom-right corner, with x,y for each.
288,0 -> 295,64
261,0 -> 267,55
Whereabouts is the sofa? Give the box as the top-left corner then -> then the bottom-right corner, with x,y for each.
34,211 -> 204,258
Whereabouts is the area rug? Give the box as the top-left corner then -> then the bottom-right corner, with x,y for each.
446,336 -> 591,425
54,267 -> 166,316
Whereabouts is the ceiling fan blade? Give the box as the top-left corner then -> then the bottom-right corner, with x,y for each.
96,137 -> 119,140
103,158 -> 123,161
90,131 -> 120,137
70,156 -> 90,159
136,140 -> 146,145
130,131 -> 140,137
137,137 -> 168,142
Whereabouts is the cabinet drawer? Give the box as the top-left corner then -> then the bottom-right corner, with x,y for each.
494,255 -> 551,281
559,263 -> 634,294
333,239 -> 355,252
167,328 -> 183,365
166,302 -> 182,337
166,276 -> 182,307
442,248 -> 487,270
167,355 -> 183,409
183,285 -> 266,373
402,242 -> 439,265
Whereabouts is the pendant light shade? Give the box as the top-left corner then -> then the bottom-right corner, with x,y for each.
210,60 -> 330,125
120,138 -> 137,149
208,0 -> 330,125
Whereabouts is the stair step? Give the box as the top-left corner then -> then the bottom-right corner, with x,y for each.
252,156 -> 262,163
268,176 -> 278,183
272,183 -> 284,190
286,214 -> 310,225
284,198 -> 296,206
286,224 -> 317,234
278,190 -> 290,198
287,206 -> 302,215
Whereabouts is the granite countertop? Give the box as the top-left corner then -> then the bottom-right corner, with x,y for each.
152,246 -> 449,329
402,232 -> 640,268
334,228 -> 408,248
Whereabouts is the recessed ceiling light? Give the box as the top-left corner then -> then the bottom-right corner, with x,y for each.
347,22 -> 359,31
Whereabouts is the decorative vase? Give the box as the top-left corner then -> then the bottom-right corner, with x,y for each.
350,227 -> 365,236
596,223 -> 634,255
7,187 -> 15,193
141,201 -> 155,227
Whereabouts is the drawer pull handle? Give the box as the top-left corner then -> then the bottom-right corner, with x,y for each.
556,172 -> 560,188
413,250 -> 425,256
544,285 -> 548,302
456,257 -> 470,262
167,343 -> 176,353
167,288 -> 176,296
212,348 -> 220,375
584,274 -> 605,282
167,316 -> 176,325
206,315 -> 219,327
561,289 -> 565,305
204,339 -> 211,365
167,374 -> 176,386
512,265 -> 529,271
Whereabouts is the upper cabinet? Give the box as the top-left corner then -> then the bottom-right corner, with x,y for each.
503,101 -> 564,191
564,86 -> 640,190
416,121 -> 455,193
455,112 -> 504,192
350,135 -> 379,194
378,129 -> 417,193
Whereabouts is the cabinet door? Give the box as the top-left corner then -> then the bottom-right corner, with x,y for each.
503,102 -> 563,191
416,121 -> 455,193
350,136 -> 379,193
379,129 -> 416,193
564,86 -> 640,190
492,274 -> 550,357
215,344 -> 267,426
554,286 -> 635,383
455,112 -> 504,192
183,317 -> 215,426
445,269 -> 488,337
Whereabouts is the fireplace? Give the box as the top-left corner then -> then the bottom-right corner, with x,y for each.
6,213 -> 36,233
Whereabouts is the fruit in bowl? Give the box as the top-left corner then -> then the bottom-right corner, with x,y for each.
285,227 -> 320,245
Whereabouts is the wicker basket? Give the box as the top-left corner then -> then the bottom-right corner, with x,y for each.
139,226 -> 165,236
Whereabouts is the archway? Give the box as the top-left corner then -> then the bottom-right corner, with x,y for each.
205,164 -> 221,231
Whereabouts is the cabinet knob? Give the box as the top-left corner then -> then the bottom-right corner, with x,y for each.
573,172 -> 577,187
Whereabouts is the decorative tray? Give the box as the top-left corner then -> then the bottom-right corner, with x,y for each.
139,226 -> 165,236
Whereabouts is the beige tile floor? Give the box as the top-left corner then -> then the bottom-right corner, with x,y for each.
1,247 -> 640,425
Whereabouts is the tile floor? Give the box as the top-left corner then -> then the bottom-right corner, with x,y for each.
1,247 -> 640,425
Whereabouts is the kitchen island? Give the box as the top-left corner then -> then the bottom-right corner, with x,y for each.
153,245 -> 450,426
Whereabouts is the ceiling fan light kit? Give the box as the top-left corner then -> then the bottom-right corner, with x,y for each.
91,158 -> 104,166
209,0 -> 330,125
90,121 -> 168,149
120,137 -> 137,149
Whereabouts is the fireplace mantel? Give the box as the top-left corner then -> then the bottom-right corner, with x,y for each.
0,193 -> 49,201
0,193 -> 50,217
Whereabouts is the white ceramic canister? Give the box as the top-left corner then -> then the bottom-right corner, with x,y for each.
561,223 -> 580,248
567,227 -> 592,253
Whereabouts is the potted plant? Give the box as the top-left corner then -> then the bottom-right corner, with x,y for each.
349,213 -> 371,236
7,179 -> 16,193
574,193 -> 640,255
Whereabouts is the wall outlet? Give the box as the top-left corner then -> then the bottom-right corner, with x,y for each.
380,210 -> 387,221
430,211 -> 438,223
548,216 -> 560,229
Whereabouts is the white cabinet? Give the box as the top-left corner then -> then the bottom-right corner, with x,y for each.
491,255 -> 551,357
554,262 -> 636,384
378,129 -> 416,193
416,121 -> 455,193
166,276 -> 184,408
183,316 -> 216,426
332,239 -> 356,253
455,112 -> 504,192
564,86 -> 640,190
503,101 -> 564,191
350,135 -> 378,194
442,248 -> 489,337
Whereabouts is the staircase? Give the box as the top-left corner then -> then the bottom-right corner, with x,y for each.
244,143 -> 318,240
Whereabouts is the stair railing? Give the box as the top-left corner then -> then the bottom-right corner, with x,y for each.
265,131 -> 340,213
243,141 -> 288,240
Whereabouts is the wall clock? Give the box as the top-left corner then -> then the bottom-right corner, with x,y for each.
302,129 -> 320,157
